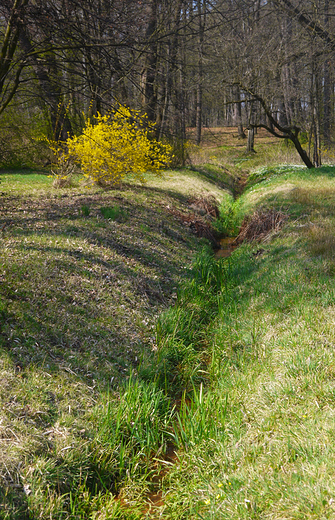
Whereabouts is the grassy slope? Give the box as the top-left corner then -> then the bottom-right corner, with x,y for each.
0,168 -> 229,519
160,166 -> 335,519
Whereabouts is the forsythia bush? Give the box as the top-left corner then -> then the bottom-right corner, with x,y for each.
57,106 -> 172,186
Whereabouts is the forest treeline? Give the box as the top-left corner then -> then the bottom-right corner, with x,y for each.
1,0 -> 335,168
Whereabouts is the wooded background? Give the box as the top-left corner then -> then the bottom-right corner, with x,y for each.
1,0 -> 334,167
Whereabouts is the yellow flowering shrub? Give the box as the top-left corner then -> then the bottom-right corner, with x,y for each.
64,106 -> 172,186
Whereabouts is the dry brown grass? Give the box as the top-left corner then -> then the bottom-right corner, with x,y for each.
236,209 -> 288,243
307,223 -> 335,259
186,126 -> 306,173
166,205 -> 218,246
186,126 -> 276,149
187,195 -> 220,218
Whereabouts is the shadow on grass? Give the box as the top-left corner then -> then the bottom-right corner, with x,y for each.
0,168 -> 49,175
0,187 -> 200,389
298,165 -> 335,178
0,486 -> 32,520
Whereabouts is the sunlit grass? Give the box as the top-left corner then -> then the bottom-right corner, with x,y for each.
3,152 -> 335,518
156,165 -> 335,519
1,168 -> 230,518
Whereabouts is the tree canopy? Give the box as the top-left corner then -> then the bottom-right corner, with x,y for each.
1,0 -> 335,168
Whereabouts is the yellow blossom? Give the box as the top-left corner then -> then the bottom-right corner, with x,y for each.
64,106 -> 172,186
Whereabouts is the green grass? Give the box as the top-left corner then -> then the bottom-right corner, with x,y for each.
0,167 -> 228,518
152,165 -> 335,519
3,158 -> 335,518
81,204 -> 90,216
100,205 -> 127,221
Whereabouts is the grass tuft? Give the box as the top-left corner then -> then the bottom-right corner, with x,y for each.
100,205 -> 127,221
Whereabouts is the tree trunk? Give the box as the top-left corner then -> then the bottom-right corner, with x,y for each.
323,0 -> 331,146
19,28 -> 73,141
309,46 -> 321,167
0,0 -> 30,116
246,127 -> 256,153
280,16 -> 295,126
246,95 -> 256,153
143,0 -> 158,123
196,83 -> 202,146
196,0 -> 205,146
290,131 -> 315,168
241,87 -> 315,168
313,108 -> 321,167
157,0 -> 183,139
234,85 -> 246,138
